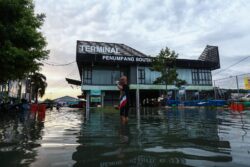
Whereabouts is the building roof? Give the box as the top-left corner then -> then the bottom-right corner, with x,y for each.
77,40 -> 147,57
65,78 -> 81,86
72,41 -> 220,83
53,96 -> 78,102
199,45 -> 220,69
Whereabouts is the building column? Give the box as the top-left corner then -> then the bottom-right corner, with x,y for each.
85,91 -> 90,119
213,80 -> 217,100
101,91 -> 104,107
136,65 -> 140,113
136,89 -> 140,110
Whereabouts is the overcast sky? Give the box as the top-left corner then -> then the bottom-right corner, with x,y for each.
34,0 -> 250,99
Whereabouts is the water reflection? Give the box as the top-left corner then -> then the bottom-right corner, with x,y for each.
1,107 -> 250,166
0,109 -> 44,166
72,108 -> 236,166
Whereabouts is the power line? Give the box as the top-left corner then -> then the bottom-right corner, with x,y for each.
48,68 -> 79,87
213,55 -> 250,76
41,61 -> 76,66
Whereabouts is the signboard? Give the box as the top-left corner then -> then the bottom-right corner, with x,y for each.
76,41 -> 153,64
78,44 -> 120,55
77,40 -> 149,56
90,90 -> 101,96
102,55 -> 152,63
179,86 -> 186,95
91,97 -> 101,102
244,77 -> 250,90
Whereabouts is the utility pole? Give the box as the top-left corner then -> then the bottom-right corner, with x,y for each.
213,80 -> 217,100
236,75 -> 240,94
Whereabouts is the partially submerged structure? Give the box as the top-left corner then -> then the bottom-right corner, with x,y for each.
66,41 -> 220,107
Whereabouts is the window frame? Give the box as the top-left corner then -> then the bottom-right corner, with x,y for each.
192,69 -> 212,85
83,67 -> 92,84
138,68 -> 145,84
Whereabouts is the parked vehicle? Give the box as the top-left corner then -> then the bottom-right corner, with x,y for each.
241,94 -> 250,101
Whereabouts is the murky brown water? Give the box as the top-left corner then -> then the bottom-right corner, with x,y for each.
0,107 -> 250,166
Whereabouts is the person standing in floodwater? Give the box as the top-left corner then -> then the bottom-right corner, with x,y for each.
117,76 -> 129,123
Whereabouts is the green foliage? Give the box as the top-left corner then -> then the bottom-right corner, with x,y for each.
30,72 -> 47,103
175,79 -> 187,89
151,47 -> 186,93
0,0 -> 49,83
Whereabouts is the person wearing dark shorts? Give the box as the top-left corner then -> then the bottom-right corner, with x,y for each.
117,76 -> 129,123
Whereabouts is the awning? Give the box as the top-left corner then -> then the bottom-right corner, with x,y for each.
65,78 -> 81,86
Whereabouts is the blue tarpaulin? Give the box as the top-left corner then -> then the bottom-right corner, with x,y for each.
166,100 -> 226,107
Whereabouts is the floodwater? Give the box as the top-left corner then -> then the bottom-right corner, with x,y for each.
0,107 -> 250,167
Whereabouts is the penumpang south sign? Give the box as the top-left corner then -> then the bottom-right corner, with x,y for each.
102,55 -> 152,63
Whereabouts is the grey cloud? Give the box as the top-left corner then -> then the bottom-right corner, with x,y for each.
33,0 -> 250,94
212,54 -> 250,79
199,29 -> 246,43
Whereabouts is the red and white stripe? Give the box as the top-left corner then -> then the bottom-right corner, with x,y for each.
119,95 -> 127,109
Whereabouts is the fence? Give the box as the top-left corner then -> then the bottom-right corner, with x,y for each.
213,73 -> 250,99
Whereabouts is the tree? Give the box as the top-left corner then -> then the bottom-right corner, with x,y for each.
151,47 -> 186,98
30,72 -> 47,103
0,0 -> 49,83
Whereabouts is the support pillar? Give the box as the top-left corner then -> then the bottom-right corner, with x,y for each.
213,80 -> 217,100
136,88 -> 140,112
101,91 -> 104,107
85,91 -> 90,120
136,65 -> 140,114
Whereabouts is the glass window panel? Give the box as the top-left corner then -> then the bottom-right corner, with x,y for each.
112,70 -> 120,84
92,69 -> 112,85
138,68 -> 145,84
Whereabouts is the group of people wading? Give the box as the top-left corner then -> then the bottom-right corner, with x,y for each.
116,76 -> 129,123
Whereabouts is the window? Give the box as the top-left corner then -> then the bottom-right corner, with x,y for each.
192,69 -> 212,85
90,67 -> 130,85
138,68 -> 145,84
111,70 -> 120,84
192,69 -> 199,85
83,67 -> 92,84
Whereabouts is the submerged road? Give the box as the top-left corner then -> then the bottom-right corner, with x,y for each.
0,107 -> 250,166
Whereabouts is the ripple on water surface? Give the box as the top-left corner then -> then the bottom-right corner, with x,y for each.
1,107 -> 250,166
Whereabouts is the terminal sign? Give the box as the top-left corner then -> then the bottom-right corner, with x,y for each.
78,44 -> 120,54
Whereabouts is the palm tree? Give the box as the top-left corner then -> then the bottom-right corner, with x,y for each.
30,72 -> 47,103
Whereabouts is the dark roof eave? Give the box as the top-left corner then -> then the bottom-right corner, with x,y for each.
65,78 -> 81,86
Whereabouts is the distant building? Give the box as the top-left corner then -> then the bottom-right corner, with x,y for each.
66,41 -> 220,107
53,96 -> 79,106
0,79 -> 29,102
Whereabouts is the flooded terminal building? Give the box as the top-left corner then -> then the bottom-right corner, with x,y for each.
66,40 -> 220,107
